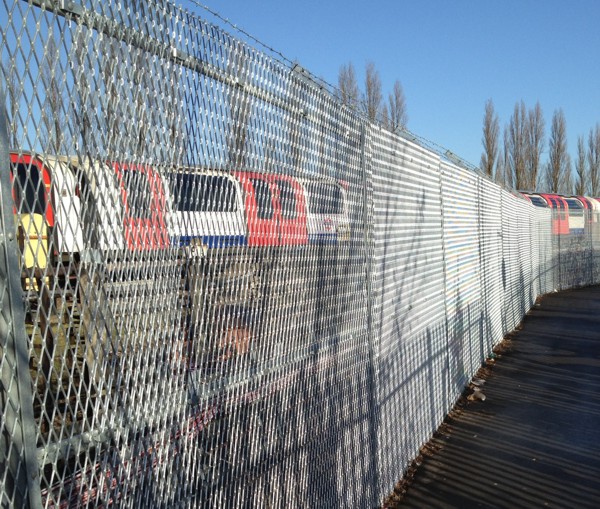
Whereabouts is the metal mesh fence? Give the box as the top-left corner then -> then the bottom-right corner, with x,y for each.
370,128 -> 447,496
1,1 -> 599,507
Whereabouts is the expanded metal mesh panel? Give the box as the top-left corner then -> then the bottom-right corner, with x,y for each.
440,162 -> 482,397
500,191 -> 524,333
3,0 -> 600,507
370,129 -> 447,495
588,204 -> 600,285
531,206 -> 555,296
593,213 -> 600,285
1,110 -> 40,509
559,211 -> 594,289
1,1 -> 376,507
477,178 -> 503,354
517,197 -> 536,312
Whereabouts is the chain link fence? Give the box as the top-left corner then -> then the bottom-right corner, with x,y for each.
1,1 -> 598,507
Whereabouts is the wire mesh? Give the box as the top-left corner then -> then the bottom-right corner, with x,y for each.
370,128 -> 447,496
1,1 -> 600,507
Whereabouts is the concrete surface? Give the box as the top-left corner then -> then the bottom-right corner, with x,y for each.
391,285 -> 600,509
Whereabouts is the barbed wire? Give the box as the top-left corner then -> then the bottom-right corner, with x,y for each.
184,0 -> 481,173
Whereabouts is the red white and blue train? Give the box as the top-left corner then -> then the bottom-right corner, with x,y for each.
8,151 -> 351,268
520,192 -> 600,236
11,151 -> 600,271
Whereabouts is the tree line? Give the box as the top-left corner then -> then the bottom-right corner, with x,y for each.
481,99 -> 600,195
336,62 -> 408,133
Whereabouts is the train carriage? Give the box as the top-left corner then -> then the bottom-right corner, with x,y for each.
539,193 -> 570,235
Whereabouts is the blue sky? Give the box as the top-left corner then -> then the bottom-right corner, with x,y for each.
187,0 -> 600,171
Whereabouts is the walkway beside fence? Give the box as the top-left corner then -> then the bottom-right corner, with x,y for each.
392,285 -> 600,509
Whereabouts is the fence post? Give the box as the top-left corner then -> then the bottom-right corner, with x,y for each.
437,161 -> 452,410
359,121 -> 381,504
0,87 -> 42,507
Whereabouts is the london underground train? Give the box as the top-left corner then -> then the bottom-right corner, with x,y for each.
163,168 -> 350,250
9,154 -> 351,266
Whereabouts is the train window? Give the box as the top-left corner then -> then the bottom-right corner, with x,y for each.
12,162 -> 46,215
306,182 -> 343,215
171,174 -> 236,213
565,199 -> 583,214
250,178 -> 274,219
121,169 -> 152,219
275,180 -> 297,219
528,196 -> 548,208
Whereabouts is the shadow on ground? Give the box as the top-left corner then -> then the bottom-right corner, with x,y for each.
385,285 -> 600,509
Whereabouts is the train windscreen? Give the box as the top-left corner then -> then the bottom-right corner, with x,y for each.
305,182 -> 343,215
170,174 -> 237,213
12,162 -> 46,215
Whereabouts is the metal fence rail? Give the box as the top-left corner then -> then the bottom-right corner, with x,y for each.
1,1 -> 599,507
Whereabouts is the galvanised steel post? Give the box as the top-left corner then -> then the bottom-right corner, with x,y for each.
0,87 -> 42,508
359,121 -> 381,504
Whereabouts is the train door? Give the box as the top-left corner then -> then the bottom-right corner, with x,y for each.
235,172 -> 280,247
555,196 -> 570,235
68,159 -> 124,254
44,156 -> 84,254
576,196 -> 593,233
301,178 -> 350,244
269,175 -> 308,246
541,194 -> 569,235
588,198 -> 600,239
113,163 -> 169,251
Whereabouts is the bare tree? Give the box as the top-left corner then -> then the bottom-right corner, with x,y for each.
494,150 -> 506,186
41,35 -> 64,153
588,125 -> 600,196
575,135 -> 587,195
336,62 -> 359,109
546,109 -> 571,193
560,162 -> 574,195
480,99 -> 499,178
503,127 -> 514,188
336,61 -> 406,131
363,61 -> 382,122
525,102 -> 544,189
506,101 -> 528,189
494,127 -> 513,188
386,80 -> 407,132
380,103 -> 390,130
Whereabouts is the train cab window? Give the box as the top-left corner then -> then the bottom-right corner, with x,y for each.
170,174 -> 237,213
528,196 -> 548,208
275,180 -> 297,219
250,178 -> 274,219
565,198 -> 583,215
12,162 -> 46,215
122,169 -> 152,219
306,182 -> 343,215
